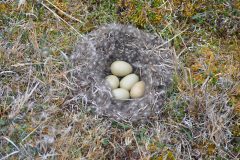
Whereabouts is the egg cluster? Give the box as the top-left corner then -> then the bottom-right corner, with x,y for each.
106,61 -> 145,100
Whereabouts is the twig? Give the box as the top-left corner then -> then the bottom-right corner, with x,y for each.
0,137 -> 20,160
201,76 -> 210,92
1,136 -> 20,151
41,1 -> 82,36
21,121 -> 45,142
0,151 -> 19,160
11,62 -> 44,67
0,71 -> 16,75
131,130 -> 143,160
44,0 -> 83,24
157,28 -> 188,48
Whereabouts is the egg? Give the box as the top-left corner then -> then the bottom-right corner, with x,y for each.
130,81 -> 145,98
110,61 -> 133,77
112,88 -> 130,100
105,75 -> 119,89
120,74 -> 139,90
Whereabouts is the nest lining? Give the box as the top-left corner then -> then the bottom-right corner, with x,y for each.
71,23 -> 175,122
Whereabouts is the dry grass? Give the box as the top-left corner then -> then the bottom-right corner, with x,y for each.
0,0 -> 239,159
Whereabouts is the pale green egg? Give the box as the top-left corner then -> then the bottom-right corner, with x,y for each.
120,74 -> 139,90
111,61 -> 133,77
112,88 -> 130,100
106,75 -> 119,89
130,81 -> 145,99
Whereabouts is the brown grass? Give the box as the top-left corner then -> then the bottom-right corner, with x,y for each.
0,0 -> 239,159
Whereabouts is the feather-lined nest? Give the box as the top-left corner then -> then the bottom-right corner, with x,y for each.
71,24 -> 175,122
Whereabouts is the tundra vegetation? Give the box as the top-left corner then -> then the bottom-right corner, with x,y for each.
0,0 -> 239,159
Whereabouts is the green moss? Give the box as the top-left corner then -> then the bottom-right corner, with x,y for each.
111,121 -> 131,130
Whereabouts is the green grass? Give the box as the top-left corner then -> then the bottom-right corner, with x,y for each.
0,0 -> 239,159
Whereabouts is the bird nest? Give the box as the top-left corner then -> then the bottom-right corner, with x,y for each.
71,23 -> 175,122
